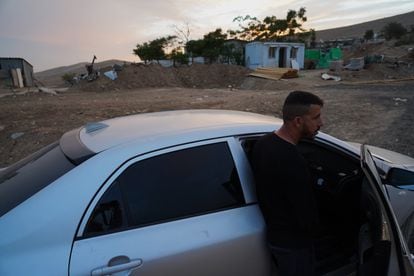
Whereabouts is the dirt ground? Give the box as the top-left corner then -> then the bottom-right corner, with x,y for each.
1,63 -> 414,167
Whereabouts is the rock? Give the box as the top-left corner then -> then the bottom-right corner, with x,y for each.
11,132 -> 24,139
38,87 -> 58,95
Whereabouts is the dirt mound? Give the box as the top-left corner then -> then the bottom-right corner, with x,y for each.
77,64 -> 251,92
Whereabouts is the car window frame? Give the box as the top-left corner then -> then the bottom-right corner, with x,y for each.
361,145 -> 414,273
76,137 -> 249,238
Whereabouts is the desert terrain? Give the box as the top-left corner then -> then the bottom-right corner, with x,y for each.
316,10 -> 414,41
1,40 -> 414,167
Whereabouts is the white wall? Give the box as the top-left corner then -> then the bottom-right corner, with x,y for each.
245,42 -> 264,70
245,42 -> 305,70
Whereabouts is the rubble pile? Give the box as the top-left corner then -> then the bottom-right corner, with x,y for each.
320,41 -> 414,82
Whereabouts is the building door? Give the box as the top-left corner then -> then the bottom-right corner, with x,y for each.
278,47 -> 286,67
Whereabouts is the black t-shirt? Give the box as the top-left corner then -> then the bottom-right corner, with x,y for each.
252,132 -> 319,248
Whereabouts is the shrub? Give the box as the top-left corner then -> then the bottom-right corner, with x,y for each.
382,22 -> 407,40
394,33 -> 414,46
364,29 -> 374,40
62,73 -> 76,85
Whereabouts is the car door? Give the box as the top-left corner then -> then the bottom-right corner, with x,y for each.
385,172 -> 414,258
360,145 -> 414,275
69,138 -> 272,276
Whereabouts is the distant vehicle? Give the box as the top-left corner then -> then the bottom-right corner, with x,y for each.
1,110 -> 414,276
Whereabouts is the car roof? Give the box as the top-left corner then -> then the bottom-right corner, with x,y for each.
77,109 -> 282,153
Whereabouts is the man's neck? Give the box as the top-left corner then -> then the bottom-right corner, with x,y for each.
275,125 -> 299,145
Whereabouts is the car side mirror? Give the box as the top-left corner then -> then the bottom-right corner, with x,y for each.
387,168 -> 414,191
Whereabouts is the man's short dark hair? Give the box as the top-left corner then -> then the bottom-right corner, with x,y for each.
282,91 -> 324,121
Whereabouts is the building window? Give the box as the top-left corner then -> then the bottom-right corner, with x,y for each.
268,47 -> 276,59
291,47 -> 298,59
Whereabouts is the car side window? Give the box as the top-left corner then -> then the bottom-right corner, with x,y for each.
84,142 -> 244,236
84,181 -> 128,235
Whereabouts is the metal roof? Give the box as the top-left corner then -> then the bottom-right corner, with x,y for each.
0,57 -> 33,68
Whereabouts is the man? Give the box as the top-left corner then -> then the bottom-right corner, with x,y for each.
252,91 -> 324,276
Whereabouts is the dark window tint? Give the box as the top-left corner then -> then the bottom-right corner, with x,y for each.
85,142 -> 244,235
241,137 -> 260,164
290,47 -> 298,59
84,181 -> 128,236
0,142 -> 75,217
268,47 -> 276,58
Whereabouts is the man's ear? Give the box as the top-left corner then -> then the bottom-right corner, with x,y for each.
293,116 -> 303,127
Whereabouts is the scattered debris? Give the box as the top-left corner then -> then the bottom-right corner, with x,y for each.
0,125 -> 5,132
291,60 -> 300,70
344,57 -> 365,71
365,55 -> 384,64
329,60 -> 343,73
394,97 -> 408,103
38,87 -> 58,95
113,64 -> 123,72
249,67 -> 298,80
11,132 -> 24,140
321,73 -> 341,81
85,55 -> 99,81
54,88 -> 69,93
104,70 -> 118,81
0,86 -> 69,98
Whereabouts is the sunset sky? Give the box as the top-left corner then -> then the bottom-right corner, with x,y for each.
1,0 -> 413,72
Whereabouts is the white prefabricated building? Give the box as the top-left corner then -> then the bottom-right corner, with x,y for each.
245,42 -> 305,70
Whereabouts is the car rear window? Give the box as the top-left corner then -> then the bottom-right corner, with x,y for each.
0,142 -> 75,217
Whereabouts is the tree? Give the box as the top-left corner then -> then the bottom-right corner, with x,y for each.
202,28 -> 227,63
220,43 -> 244,65
186,39 -> 205,57
364,29 -> 374,40
168,48 -> 189,66
186,28 -> 228,63
133,36 -> 176,64
382,22 -> 407,40
229,7 -> 308,41
172,22 -> 192,52
286,7 -> 307,36
308,28 -> 316,48
229,15 -> 262,41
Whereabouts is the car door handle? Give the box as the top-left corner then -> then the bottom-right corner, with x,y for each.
91,256 -> 143,276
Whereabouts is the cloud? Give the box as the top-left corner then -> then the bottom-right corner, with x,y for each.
1,0 -> 413,71
306,0 -> 414,29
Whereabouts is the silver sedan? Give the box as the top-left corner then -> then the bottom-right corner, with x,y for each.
1,110 -> 414,275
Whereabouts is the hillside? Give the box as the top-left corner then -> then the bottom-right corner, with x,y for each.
316,10 -> 414,41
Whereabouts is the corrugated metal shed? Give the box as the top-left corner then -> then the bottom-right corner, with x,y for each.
0,57 -> 34,87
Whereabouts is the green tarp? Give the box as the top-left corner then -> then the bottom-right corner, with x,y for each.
305,48 -> 343,69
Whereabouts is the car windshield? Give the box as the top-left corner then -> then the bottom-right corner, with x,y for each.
0,142 -> 75,217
